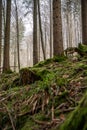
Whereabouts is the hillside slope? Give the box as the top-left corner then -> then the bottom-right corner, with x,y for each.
0,52 -> 87,130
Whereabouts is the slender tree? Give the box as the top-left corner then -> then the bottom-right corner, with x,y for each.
14,0 -> 20,70
53,0 -> 64,56
0,0 -> 2,72
13,38 -> 16,72
2,0 -> 6,28
49,0 -> 53,58
53,0 -> 63,56
38,0 -> 46,60
33,0 -> 38,65
3,0 -> 11,72
81,0 -> 87,44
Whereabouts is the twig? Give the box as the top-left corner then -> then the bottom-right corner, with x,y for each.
59,107 -> 75,114
66,97 -> 74,104
32,117 -> 52,125
0,107 -> 6,112
56,102 -> 67,110
80,86 -> 87,89
0,92 -> 17,103
2,103 -> 16,130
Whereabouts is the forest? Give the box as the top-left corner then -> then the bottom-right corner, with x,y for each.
0,0 -> 87,130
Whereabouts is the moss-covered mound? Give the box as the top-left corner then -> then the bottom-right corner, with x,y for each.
0,73 -> 19,90
59,92 -> 87,130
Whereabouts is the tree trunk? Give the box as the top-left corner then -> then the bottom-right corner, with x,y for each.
44,21 -> 47,57
14,0 -> 20,71
33,0 -> 38,65
3,0 -> 11,72
0,0 -> 2,71
14,38 -> 16,72
2,0 -> 6,28
49,0 -> 53,58
53,0 -> 63,56
38,0 -> 46,60
82,0 -> 87,44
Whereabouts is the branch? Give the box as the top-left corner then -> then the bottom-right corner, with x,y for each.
2,103 -> 16,130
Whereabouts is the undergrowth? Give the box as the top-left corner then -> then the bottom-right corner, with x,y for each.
0,55 -> 87,130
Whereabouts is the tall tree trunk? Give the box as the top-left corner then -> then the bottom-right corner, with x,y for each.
3,0 -> 11,72
14,0 -> 20,70
27,41 -> 29,66
14,38 -> 16,72
49,0 -> 53,58
38,27 -> 40,61
33,0 -> 38,65
82,0 -> 87,44
0,0 -> 2,71
37,10 -> 40,62
38,0 -> 46,60
2,0 -> 6,28
44,21 -> 47,57
53,0 -> 63,56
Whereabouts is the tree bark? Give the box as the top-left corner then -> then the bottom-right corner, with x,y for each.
0,0 -> 2,71
14,0 -> 20,71
33,0 -> 38,65
49,0 -> 53,58
14,38 -> 16,72
38,0 -> 46,60
53,0 -> 63,56
3,0 -> 11,72
82,0 -> 87,44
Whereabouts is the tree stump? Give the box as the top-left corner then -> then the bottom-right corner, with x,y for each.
20,68 -> 41,85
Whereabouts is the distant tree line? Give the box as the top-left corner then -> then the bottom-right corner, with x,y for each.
0,0 -> 86,72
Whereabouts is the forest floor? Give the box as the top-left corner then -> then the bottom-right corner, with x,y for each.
0,46 -> 87,130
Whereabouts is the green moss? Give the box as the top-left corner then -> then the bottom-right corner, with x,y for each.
21,118 -> 39,130
59,92 -> 87,130
56,78 -> 68,87
34,56 -> 67,68
78,43 -> 87,56
33,112 -> 50,121
16,116 -> 40,130
34,58 -> 53,67
0,73 -> 19,90
83,71 -> 87,76
32,67 -> 51,79
3,69 -> 13,74
1,53 -> 87,130
16,116 -> 30,130
53,55 -> 67,62
78,64 -> 87,69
